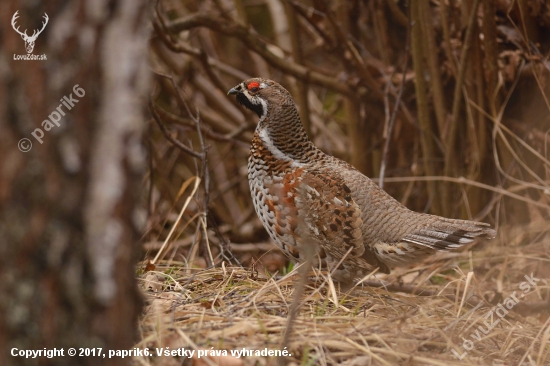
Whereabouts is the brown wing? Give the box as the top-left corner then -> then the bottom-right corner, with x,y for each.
295,169 -> 364,256
293,169 -> 391,276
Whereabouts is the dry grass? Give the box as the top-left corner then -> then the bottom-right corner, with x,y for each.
140,3 -> 550,364
133,229 -> 549,366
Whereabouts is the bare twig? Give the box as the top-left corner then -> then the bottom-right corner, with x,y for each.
420,0 -> 447,139
379,15 -> 410,189
149,99 -> 204,159
372,175 -> 550,210
153,105 -> 249,147
278,245 -> 314,366
411,0 -> 440,214
443,0 -> 482,205
166,13 -> 353,96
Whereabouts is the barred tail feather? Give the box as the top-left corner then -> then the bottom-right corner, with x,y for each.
403,218 -> 496,251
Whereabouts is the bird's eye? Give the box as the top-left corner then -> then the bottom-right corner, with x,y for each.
247,82 -> 260,93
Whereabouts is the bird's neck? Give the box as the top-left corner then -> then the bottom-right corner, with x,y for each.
255,103 -> 316,161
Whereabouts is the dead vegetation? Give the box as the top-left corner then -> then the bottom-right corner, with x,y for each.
134,231 -> 549,365
139,0 -> 550,364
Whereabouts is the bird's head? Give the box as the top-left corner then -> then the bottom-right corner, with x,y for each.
228,78 -> 292,119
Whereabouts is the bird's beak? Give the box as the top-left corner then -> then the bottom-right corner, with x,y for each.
227,87 -> 239,95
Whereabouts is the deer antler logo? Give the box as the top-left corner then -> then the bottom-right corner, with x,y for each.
11,11 -> 49,54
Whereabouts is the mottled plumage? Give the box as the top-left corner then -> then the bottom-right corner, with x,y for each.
228,78 -> 496,282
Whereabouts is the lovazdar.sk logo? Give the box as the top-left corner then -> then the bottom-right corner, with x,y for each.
12,10 -> 48,60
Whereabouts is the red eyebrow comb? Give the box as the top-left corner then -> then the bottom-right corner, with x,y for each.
247,82 -> 260,90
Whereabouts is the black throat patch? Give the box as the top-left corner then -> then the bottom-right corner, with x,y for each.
236,93 -> 264,117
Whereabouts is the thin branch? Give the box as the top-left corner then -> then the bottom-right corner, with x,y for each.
411,0 -> 440,214
372,175 -> 550,210
193,106 -> 214,268
323,8 -> 383,97
444,0 -> 481,178
149,99 -> 204,159
166,13 -> 353,96
379,16 -> 410,189
153,105 -> 249,147
420,0 -> 447,139
152,10 -> 249,82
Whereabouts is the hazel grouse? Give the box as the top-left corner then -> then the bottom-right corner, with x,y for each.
228,78 -> 496,282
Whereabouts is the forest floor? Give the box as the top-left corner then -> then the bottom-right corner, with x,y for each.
133,221 -> 549,366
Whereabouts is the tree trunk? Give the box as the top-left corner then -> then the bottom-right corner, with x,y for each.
0,1 -> 149,365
